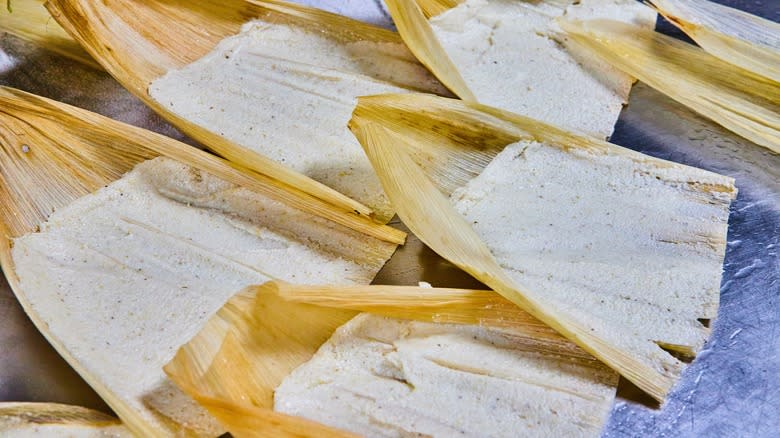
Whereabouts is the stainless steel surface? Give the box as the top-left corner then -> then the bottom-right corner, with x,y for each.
0,1 -> 777,436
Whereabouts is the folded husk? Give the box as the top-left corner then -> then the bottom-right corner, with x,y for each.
0,0 -> 97,68
648,0 -> 780,82
44,0 -> 428,219
384,0 -> 474,100
0,402 -> 130,436
559,19 -> 779,154
165,280 -> 600,435
0,86 -> 402,436
349,93 -> 736,402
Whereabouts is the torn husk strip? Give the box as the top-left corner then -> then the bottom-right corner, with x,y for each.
44,0 -> 430,219
165,280 -> 597,435
0,86 -> 404,243
0,402 -> 131,436
559,19 -> 780,154
349,93 -> 735,402
648,0 -> 780,82
384,0 -> 475,100
0,0 -> 98,68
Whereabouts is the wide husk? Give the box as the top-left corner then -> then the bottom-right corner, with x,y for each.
648,0 -> 780,82
349,93 -> 736,402
0,86 -> 402,436
383,0 -> 655,139
0,402 -> 131,437
45,0 -> 446,221
0,0 -> 97,67
166,280 -> 613,436
559,19 -> 780,154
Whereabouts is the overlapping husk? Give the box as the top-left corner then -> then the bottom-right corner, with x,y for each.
0,86 -> 403,436
559,19 -> 780,154
44,0 -> 445,220
648,0 -> 780,82
165,280 -> 612,436
349,93 -> 737,402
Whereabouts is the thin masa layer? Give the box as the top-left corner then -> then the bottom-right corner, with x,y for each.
428,0 -> 656,138
450,141 -> 734,388
150,19 -> 447,222
11,158 -> 397,436
276,314 -> 618,437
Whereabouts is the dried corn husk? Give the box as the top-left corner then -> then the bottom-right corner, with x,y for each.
0,402 -> 131,437
0,0 -> 97,68
384,0 -> 656,139
559,19 -> 780,154
46,0 -> 447,221
166,281 -> 617,437
648,0 -> 780,82
0,86 -> 402,436
349,93 -> 736,402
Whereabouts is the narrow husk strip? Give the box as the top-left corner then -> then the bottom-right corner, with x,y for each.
648,0 -> 780,82
0,402 -> 130,436
559,19 -> 779,154
384,0 -> 475,100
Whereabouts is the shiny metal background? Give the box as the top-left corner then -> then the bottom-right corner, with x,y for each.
0,1 -> 777,436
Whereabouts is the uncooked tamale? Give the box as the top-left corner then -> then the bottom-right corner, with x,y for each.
350,94 -> 737,402
46,0 -> 448,222
385,0 -> 656,139
0,87 -> 401,437
166,281 -> 619,437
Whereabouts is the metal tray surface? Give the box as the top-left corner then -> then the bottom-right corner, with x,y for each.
0,1 -> 777,436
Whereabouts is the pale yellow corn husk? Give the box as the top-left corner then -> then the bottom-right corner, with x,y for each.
165,280 -> 616,436
44,0 -> 378,218
0,0 -> 97,68
0,402 -> 131,437
0,86 -> 403,437
45,0 -> 448,221
349,93 -> 736,402
384,0 -> 656,139
648,0 -> 780,82
559,19 -> 780,154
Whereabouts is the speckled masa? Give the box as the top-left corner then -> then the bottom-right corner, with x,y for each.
0,1 -> 777,436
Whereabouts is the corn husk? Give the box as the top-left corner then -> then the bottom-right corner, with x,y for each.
0,0 -> 97,68
648,0 -> 780,82
384,0 -> 475,101
384,0 -> 656,139
559,19 -> 780,154
349,93 -> 736,402
45,0 -> 447,221
0,86 -> 403,436
165,280 -> 615,436
0,402 -> 131,437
